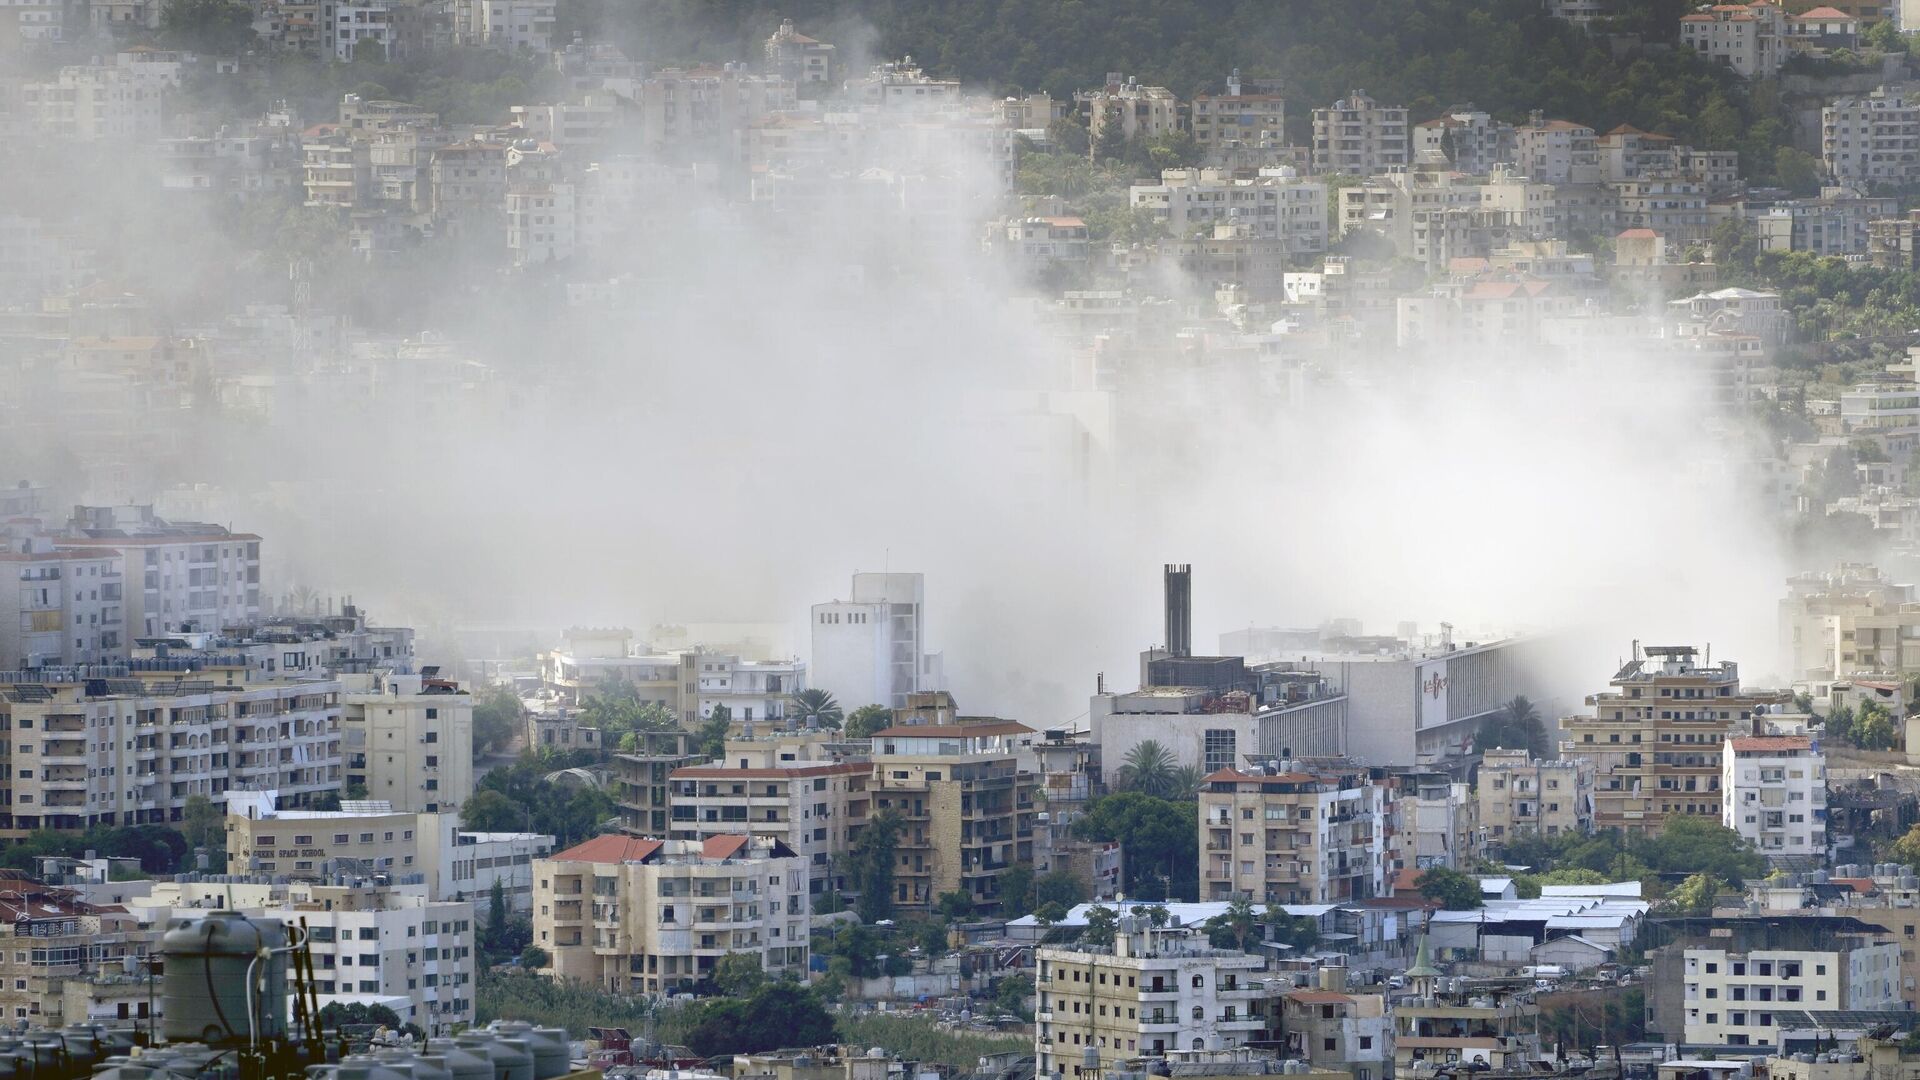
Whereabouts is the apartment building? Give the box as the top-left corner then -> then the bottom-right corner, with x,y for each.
1723,736 -> 1828,864
0,668 -> 341,837
1514,116 -> 1600,184
1683,936 -> 1900,1044
764,18 -> 836,87
1396,948 -> 1542,1072
1381,768 -> 1475,873
809,572 -> 933,711
60,505 -> 262,644
0,879 -> 152,1026
1612,177 -> 1710,244
687,650 -> 806,727
130,878 -> 475,1036
1190,73 -> 1286,158
612,729 -> 704,835
19,63 -> 167,141
1412,108 -> 1515,176
868,714 -> 1037,911
1130,168 -> 1329,252
450,0 -> 554,52
1560,644 -> 1791,835
1078,73 -> 1182,147
1199,763 -> 1386,904
1476,748 -> 1593,844
341,671 -> 473,813
1779,563 -> 1920,681
1825,90 -> 1920,185
533,834 -> 809,994
667,751 -> 869,895
0,538 -> 124,670
1276,968 -> 1391,1080
1034,921 -> 1269,1077
1679,2 -> 1788,78
1312,91 -> 1409,176
226,789 -> 553,911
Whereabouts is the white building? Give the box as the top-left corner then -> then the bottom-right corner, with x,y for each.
1035,920 -> 1268,1075
341,671 -> 474,813
1679,2 -> 1788,78
0,539 -> 125,670
1312,91 -> 1409,175
1412,107 -> 1515,176
1722,735 -> 1828,864
1824,90 -> 1920,186
1130,167 -> 1328,252
452,0 -> 555,52
59,505 -> 262,644
1683,938 -> 1899,1045
688,651 -> 806,727
130,879 -> 475,1036
810,572 -> 935,711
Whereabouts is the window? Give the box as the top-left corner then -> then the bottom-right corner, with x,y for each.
1204,729 -> 1236,772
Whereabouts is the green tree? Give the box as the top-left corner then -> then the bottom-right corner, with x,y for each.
473,689 -> 522,759
992,972 -> 1035,1019
849,810 -> 901,923
181,794 -> 222,856
518,944 -> 549,969
682,983 -> 834,1057
711,951 -> 767,996
1416,866 -> 1484,910
1775,146 -> 1822,198
787,688 -> 844,729
1477,696 -> 1548,758
998,863 -> 1035,918
1083,905 -> 1117,947
1033,901 -> 1068,928
1890,820 -> 1920,869
695,704 -> 732,760
1092,104 -> 1126,161
845,704 -> 892,739
1116,740 -> 1178,797
936,890 -> 975,919
1072,791 -> 1198,900
160,0 -> 257,54
1668,871 -> 1719,915
1045,115 -> 1091,156
1205,896 -> 1258,952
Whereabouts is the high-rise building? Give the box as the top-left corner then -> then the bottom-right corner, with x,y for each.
667,740 -> 869,896
1559,644 -> 1790,835
57,504 -> 262,648
1198,762 -> 1386,904
810,572 -> 935,711
1722,735 -> 1828,865
1312,91 -> 1409,176
342,671 -> 474,813
1476,748 -> 1593,846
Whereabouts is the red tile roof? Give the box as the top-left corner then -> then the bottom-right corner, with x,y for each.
1618,228 -> 1659,239
1729,736 -> 1813,752
549,835 -> 662,864
701,835 -> 750,860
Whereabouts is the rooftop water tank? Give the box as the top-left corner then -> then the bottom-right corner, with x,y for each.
162,913 -> 288,1046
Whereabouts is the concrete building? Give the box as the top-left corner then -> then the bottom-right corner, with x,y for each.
1034,919 -> 1269,1076
341,671 -> 473,813
1190,73 -> 1286,159
1312,91 -> 1409,176
0,538 -> 125,670
451,0 -> 554,52
1683,935 -> 1900,1045
0,878 -> 152,1027
1382,768 -> 1476,873
1680,2 -> 1788,78
1779,563 -> 1920,682
868,713 -> 1037,912
59,505 -> 261,644
1476,748 -> 1593,846
1198,762 -> 1387,904
809,572 -> 934,712
0,667 -> 342,836
130,878 -> 475,1036
667,749 -> 869,896
1078,73 -> 1182,148
1723,735 -> 1828,865
532,834 -> 809,994
1394,946 -> 1542,1071
1412,107 -> 1515,176
1276,969 -> 1392,1080
763,19 -> 835,88
612,729 -> 704,836
1514,116 -> 1600,185
225,789 -> 553,912
1560,644 -> 1792,836
1130,167 -> 1328,252
1825,90 -> 1920,186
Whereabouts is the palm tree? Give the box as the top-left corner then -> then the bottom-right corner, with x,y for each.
1478,695 -> 1548,758
1168,765 -> 1204,801
787,688 -> 843,729
1118,740 -> 1177,798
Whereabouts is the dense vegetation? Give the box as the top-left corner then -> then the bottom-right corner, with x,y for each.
460,747 -> 617,844
558,0 -> 1802,181
1500,815 -> 1767,896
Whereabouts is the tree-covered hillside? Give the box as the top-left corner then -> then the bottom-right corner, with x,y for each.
568,0 -> 1798,176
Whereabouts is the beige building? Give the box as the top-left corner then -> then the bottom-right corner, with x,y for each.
668,746 -> 869,895
1078,73 -> 1182,148
342,671 -> 473,813
1034,921 -> 1270,1077
1190,75 -> 1285,157
1779,563 -> 1920,682
0,669 -> 341,837
1825,90 -> 1920,186
533,834 -> 808,994
1198,764 -> 1386,904
1683,937 -> 1899,1044
1312,91 -> 1408,176
1476,748 -> 1592,845
1276,969 -> 1391,1080
1514,116 -> 1599,185
0,878 -> 152,1026
612,729 -> 704,835
1560,644 -> 1790,836
868,711 -> 1037,912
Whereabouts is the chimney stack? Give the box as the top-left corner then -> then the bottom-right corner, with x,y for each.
1164,564 -> 1192,658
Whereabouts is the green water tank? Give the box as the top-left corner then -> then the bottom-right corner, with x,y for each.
160,913 -> 289,1046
